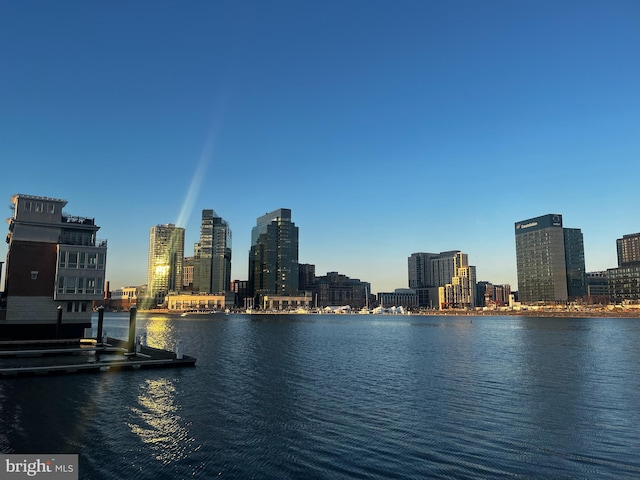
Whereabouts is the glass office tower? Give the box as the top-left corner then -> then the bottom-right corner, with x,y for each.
515,214 -> 586,303
248,208 -> 299,296
193,209 -> 231,294
147,224 -> 185,303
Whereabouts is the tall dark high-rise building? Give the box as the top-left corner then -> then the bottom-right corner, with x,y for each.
408,253 -> 435,288
563,227 -> 587,298
298,263 -> 316,291
248,208 -> 299,297
515,214 -> 586,303
193,209 -> 231,294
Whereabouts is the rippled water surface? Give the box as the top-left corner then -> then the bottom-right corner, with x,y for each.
1,313 -> 639,479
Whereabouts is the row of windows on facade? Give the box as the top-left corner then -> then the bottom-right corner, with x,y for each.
57,276 -> 105,295
23,201 -> 55,213
59,251 -> 106,269
66,301 -> 89,312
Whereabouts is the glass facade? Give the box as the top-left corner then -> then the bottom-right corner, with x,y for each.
515,214 -> 570,303
147,224 -> 185,301
249,208 -> 299,296
617,233 -> 640,266
608,265 -> 640,303
564,228 -> 587,298
193,210 -> 232,294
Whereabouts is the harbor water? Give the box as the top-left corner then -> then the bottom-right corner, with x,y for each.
1,313 -> 639,479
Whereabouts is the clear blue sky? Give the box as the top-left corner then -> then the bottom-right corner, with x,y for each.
1,0 -> 639,294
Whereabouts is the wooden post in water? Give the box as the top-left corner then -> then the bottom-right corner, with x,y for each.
56,305 -> 62,339
128,306 -> 137,354
96,305 -> 104,344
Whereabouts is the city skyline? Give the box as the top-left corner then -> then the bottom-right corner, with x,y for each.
1,1 -> 639,293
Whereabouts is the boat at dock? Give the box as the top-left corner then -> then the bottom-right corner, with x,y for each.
180,309 -> 217,317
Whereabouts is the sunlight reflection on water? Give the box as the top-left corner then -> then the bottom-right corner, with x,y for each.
128,378 -> 195,466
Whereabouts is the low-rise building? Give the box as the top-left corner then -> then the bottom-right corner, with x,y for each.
167,293 -> 226,311
377,289 -> 418,309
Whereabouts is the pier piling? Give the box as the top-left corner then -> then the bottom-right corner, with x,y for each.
96,306 -> 104,344
56,305 -> 62,339
128,306 -> 137,354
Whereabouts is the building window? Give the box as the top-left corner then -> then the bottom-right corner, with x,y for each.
65,277 -> 77,294
47,203 -> 55,213
68,252 -> 78,269
78,252 -> 86,269
24,201 -> 32,211
88,254 -> 97,269
58,277 -> 64,294
35,202 -> 43,212
31,271 -> 38,280
67,302 -> 73,312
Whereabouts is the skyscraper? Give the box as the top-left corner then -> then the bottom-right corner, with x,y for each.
408,252 -> 435,288
563,227 -> 587,298
515,214 -> 586,303
409,250 -> 476,308
248,208 -> 299,297
147,224 -> 185,304
193,209 -> 231,294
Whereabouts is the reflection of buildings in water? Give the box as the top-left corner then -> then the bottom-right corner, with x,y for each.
128,378 -> 195,465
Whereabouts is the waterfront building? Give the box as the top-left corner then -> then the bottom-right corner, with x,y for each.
248,208 -> 299,298
110,286 -> 139,311
476,282 -> 511,307
476,281 -> 494,307
408,253 -> 436,288
608,265 -> 640,304
515,214 -> 586,303
314,271 -> 370,309
408,250 -> 476,309
1,194 -> 107,339
586,271 -> 609,301
167,293 -> 226,311
564,228 -> 587,298
438,263 -> 476,309
378,289 -> 418,309
608,233 -> 640,304
299,263 -> 316,291
147,224 -> 185,306
183,257 -> 194,290
261,294 -> 313,311
617,233 -> 640,266
495,284 -> 511,305
230,279 -> 249,307
193,209 -> 232,294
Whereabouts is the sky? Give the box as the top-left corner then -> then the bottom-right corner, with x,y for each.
1,0 -> 639,294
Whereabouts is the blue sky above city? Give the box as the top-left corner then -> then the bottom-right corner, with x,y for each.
1,0 -> 639,293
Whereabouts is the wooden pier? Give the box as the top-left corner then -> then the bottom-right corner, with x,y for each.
0,337 -> 196,377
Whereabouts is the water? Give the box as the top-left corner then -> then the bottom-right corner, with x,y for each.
1,313 -> 639,479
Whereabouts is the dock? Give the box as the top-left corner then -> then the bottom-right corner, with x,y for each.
0,337 -> 196,377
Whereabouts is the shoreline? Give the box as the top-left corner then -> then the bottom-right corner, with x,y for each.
113,308 -> 640,318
